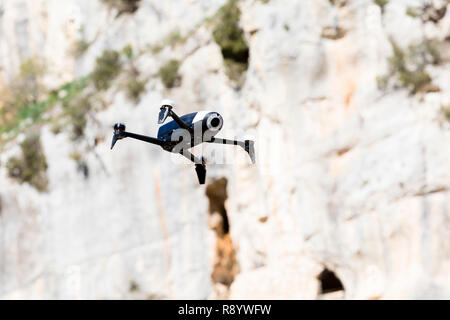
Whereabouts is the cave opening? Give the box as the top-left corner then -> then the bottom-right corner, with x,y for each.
206,177 -> 230,236
205,178 -> 239,290
318,268 -> 344,294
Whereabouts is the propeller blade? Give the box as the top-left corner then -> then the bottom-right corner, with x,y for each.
111,134 -> 118,150
111,123 -> 126,150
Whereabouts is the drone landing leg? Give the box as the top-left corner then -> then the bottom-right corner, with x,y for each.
206,138 -> 255,164
179,150 -> 207,185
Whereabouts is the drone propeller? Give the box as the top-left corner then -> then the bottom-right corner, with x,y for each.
111,123 -> 126,149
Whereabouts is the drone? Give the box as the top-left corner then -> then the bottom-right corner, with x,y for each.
111,100 -> 255,184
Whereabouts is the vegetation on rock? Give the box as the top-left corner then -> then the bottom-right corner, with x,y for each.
73,38 -> 91,58
64,95 -> 93,141
101,0 -> 141,16
406,7 -> 419,18
6,134 -> 48,192
373,0 -> 389,12
125,75 -> 147,102
122,45 -> 148,102
158,59 -> 181,89
0,58 -> 46,131
441,105 -> 450,123
92,50 -> 123,91
377,40 -> 441,95
212,0 -> 249,82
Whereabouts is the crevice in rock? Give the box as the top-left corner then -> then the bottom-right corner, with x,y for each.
206,178 -> 239,295
336,146 -> 351,156
421,4 -> 447,23
77,161 -> 90,180
129,280 -> 140,292
317,268 -> 344,294
102,0 -> 142,17
321,26 -> 347,40
414,187 -> 447,197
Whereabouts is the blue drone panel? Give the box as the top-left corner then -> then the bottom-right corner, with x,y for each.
157,112 -> 198,140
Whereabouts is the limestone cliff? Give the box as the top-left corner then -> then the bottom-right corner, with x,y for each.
0,0 -> 449,299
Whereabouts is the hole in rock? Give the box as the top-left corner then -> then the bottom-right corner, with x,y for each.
206,178 -> 239,288
206,177 -> 229,236
318,268 -> 344,294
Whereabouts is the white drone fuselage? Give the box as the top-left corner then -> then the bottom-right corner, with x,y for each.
157,110 -> 224,150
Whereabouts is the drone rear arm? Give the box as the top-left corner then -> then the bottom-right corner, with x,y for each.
206,137 -> 256,164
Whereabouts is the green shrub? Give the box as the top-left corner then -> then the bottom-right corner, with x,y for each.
213,0 -> 249,62
69,150 -> 82,163
167,32 -> 184,46
377,40 -> 440,94
101,0 -> 141,15
125,77 -> 147,102
91,50 -> 123,91
0,77 -> 89,147
123,44 -> 134,59
424,39 -> 442,65
73,39 -> 90,57
374,0 -> 388,11
406,7 -> 419,18
151,45 -> 164,55
0,58 -> 46,128
6,134 -> 48,192
148,31 -> 189,55
224,59 -> 248,83
64,95 -> 93,141
441,105 -> 450,123
158,59 -> 181,89
119,45 -> 148,102
212,0 -> 249,81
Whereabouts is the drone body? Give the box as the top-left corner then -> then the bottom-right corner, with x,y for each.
111,100 -> 255,184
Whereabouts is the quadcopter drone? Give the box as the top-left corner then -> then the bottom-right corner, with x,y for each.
111,100 -> 255,184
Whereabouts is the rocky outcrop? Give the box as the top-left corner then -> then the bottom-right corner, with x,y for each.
0,0 -> 449,299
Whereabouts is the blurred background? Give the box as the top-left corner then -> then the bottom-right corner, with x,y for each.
0,0 -> 449,299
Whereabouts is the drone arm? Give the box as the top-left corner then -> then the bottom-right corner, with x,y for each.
206,137 -> 256,164
122,132 -> 164,146
111,131 -> 163,150
207,137 -> 245,147
169,110 -> 191,131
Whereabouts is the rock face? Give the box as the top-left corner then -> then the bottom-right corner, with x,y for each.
0,0 -> 449,299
